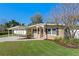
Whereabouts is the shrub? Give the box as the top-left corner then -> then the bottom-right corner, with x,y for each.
54,37 -> 64,44
54,37 -> 79,45
27,31 -> 33,39
71,39 -> 79,45
0,31 -> 8,35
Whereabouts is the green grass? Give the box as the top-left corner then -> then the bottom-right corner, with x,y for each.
0,34 -> 8,37
0,34 -> 13,37
0,40 -> 79,56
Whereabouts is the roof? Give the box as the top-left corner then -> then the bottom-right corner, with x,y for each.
8,23 -> 79,30
28,23 -> 64,28
8,26 -> 27,30
28,23 -> 79,29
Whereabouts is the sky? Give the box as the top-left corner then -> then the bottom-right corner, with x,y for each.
0,3 -> 58,25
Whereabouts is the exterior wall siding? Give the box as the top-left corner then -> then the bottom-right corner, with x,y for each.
58,29 -> 64,38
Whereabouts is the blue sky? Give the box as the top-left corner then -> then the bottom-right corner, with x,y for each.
0,3 -> 58,25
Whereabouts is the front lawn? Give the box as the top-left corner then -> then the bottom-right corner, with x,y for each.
0,40 -> 79,56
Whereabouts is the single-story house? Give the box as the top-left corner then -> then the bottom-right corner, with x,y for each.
8,23 -> 79,40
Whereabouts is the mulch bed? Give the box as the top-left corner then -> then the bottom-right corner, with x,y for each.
48,39 -> 79,49
66,44 -> 79,48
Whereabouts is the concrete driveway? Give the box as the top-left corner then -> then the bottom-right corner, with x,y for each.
0,36 -> 43,42
0,36 -> 26,42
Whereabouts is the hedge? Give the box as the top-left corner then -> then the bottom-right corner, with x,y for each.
0,31 -> 8,35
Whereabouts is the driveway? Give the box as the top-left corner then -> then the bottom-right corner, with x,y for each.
0,36 -> 43,42
0,36 -> 26,42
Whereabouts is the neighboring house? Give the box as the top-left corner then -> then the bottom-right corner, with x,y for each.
74,30 -> 79,39
8,23 -> 79,40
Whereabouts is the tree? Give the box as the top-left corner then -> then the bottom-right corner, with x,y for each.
5,19 -> 24,28
51,3 -> 79,39
0,24 -> 6,31
51,4 -> 62,36
61,4 -> 79,39
29,14 -> 43,25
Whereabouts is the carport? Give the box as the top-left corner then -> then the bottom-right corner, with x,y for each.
7,26 -> 27,37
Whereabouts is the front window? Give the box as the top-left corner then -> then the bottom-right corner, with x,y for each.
46,28 -> 51,34
52,28 -> 58,35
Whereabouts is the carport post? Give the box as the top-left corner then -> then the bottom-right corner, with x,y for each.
8,29 -> 9,37
12,29 -> 14,36
18,27 -> 19,39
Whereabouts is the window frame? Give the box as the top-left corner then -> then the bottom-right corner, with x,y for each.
52,28 -> 58,35
46,28 -> 51,34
